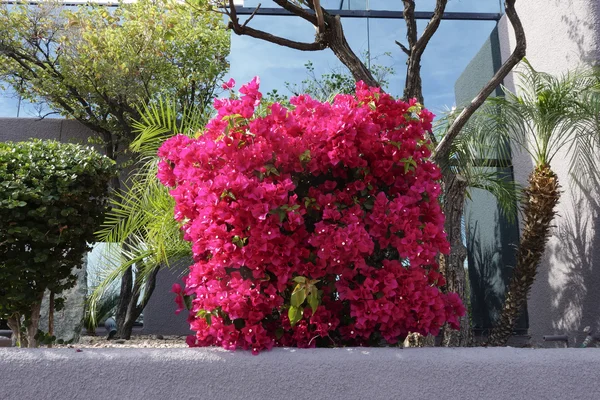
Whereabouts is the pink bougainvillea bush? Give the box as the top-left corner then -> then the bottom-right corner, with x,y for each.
159,77 -> 465,354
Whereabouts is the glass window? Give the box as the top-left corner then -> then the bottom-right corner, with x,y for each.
229,14 -> 497,114
346,0 -> 501,12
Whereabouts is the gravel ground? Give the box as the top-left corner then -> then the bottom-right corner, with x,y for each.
55,335 -> 189,348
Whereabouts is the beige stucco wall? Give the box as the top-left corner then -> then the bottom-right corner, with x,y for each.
498,0 -> 600,346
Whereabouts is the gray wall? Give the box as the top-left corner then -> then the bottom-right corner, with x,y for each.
454,28 -> 526,334
1,348 -> 599,400
142,264 -> 193,336
0,117 -> 98,144
496,0 -> 600,346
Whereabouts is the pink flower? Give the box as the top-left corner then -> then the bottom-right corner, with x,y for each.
172,283 -> 185,315
222,78 -> 236,90
158,77 -> 461,354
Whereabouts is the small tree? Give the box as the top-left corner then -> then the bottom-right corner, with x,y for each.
482,63 -> 600,346
0,0 -> 230,339
0,140 -> 115,347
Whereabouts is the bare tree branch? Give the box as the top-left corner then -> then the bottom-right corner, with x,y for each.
229,22 -> 326,51
35,111 -> 60,120
402,0 -> 448,104
272,0 -> 318,25
403,0 -> 418,51
322,14 -> 378,86
221,0 -> 377,85
226,0 -> 326,51
313,0 -> 325,33
415,0 -> 447,58
395,40 -> 411,56
432,0 -> 526,166
241,3 -> 262,28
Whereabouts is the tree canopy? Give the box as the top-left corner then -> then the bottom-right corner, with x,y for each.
0,0 -> 230,159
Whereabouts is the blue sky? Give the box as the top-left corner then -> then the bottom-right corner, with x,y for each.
0,0 -> 500,118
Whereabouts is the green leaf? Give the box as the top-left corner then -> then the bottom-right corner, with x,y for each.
288,305 -> 303,327
290,284 -> 307,307
232,235 -> 247,248
275,327 -> 284,340
307,289 -> 319,314
183,295 -> 192,311
292,276 -> 307,284
220,189 -> 236,201
299,150 -> 311,163
265,164 -> 280,177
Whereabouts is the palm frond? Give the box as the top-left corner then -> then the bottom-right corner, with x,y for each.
131,97 -> 211,157
498,60 -> 598,166
434,104 -> 519,221
89,97 -> 207,323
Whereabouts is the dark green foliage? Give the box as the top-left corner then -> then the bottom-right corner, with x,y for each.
0,140 -> 115,339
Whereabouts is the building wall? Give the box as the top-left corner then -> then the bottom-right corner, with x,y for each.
496,0 -> 600,346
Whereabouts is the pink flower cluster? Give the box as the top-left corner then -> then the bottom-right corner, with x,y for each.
158,77 -> 465,353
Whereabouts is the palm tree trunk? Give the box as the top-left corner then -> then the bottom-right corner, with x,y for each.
488,164 -> 560,346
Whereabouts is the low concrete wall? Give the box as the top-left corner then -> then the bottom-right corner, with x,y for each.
1,348 -> 599,400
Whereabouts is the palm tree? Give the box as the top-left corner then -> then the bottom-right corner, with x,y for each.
482,61 -> 599,346
88,99 -> 208,338
433,107 -> 519,347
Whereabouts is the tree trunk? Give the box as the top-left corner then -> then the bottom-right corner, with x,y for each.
487,165 -> 559,346
440,172 -> 471,347
324,15 -> 378,87
7,316 -> 26,348
115,264 -> 160,339
25,293 -> 44,348
404,58 -> 424,104
115,265 -> 134,339
116,309 -> 137,340
48,291 -> 54,348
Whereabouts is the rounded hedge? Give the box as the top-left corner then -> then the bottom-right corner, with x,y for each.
0,140 -> 115,328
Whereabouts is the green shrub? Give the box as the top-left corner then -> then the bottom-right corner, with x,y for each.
0,139 -> 115,347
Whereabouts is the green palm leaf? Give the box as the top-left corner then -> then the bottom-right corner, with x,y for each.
88,97 -> 209,327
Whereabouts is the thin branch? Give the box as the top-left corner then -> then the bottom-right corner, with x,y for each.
414,0 -> 448,58
272,0 -> 318,25
395,40 -> 411,56
229,23 -> 326,51
241,3 -> 262,28
313,0 -> 325,33
433,0 -> 526,165
35,111 -> 60,120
